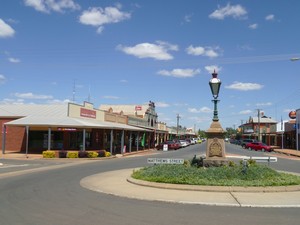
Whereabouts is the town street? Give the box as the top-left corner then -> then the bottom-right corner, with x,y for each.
1,143 -> 300,225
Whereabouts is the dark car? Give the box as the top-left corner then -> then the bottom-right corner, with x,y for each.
245,142 -> 273,152
240,139 -> 255,148
156,140 -> 180,150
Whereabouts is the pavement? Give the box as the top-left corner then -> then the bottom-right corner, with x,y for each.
2,149 -> 300,208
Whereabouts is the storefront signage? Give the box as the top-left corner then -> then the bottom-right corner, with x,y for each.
289,111 -> 296,119
80,108 -> 96,119
147,158 -> 184,164
135,105 -> 142,111
58,128 -> 77,131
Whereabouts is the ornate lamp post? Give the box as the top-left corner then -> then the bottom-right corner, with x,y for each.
204,71 -> 227,167
209,70 -> 221,121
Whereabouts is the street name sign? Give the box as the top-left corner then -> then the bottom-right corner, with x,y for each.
147,158 -> 184,165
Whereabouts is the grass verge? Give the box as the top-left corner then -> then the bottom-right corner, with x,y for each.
131,163 -> 300,187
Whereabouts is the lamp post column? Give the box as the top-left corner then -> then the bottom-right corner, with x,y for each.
204,71 -> 227,167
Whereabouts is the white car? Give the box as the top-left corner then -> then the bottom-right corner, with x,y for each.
191,138 -> 197,144
179,140 -> 189,147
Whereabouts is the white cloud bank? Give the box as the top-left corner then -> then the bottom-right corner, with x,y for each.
209,3 -> 247,20
24,0 -> 80,13
117,41 -> 178,60
0,19 -> 15,38
79,5 -> 130,33
225,82 -> 264,91
186,45 -> 220,58
157,68 -> 200,78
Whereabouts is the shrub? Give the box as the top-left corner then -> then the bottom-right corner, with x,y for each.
87,151 -> 98,158
105,151 -> 111,157
42,150 -> 56,158
228,160 -> 236,167
190,155 -> 204,167
67,152 -> 78,158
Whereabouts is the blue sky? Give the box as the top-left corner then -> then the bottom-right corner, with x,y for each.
0,0 -> 300,131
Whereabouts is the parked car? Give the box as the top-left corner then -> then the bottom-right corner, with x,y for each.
156,140 -> 180,150
245,142 -> 273,152
179,140 -> 189,147
190,138 -> 197,144
240,139 -> 255,148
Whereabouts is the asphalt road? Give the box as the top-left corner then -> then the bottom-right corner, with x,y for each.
0,143 -> 300,225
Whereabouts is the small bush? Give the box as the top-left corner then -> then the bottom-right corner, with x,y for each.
105,151 -> 111,157
87,151 -> 98,158
67,152 -> 78,158
228,160 -> 236,167
42,150 -> 56,158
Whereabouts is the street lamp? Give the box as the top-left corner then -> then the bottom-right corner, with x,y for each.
204,70 -> 227,167
209,70 -> 222,121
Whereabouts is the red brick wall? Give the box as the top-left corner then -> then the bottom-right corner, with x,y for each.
0,118 -> 26,152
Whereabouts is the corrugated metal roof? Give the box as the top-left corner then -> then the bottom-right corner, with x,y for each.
252,116 -> 277,123
5,116 -> 146,131
0,104 -> 68,117
1,104 -> 147,131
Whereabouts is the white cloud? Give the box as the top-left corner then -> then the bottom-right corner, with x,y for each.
8,57 -> 21,63
188,107 -> 212,113
102,95 -> 120,99
205,65 -> 222,74
184,14 -> 193,23
225,82 -> 264,91
0,74 -> 6,84
14,92 -> 53,99
47,99 -> 70,104
256,102 -> 272,107
0,19 -> 15,38
239,110 -> 252,115
265,14 -> 275,21
117,41 -> 178,60
209,3 -> 247,20
24,0 -> 80,13
157,68 -> 200,78
186,45 -> 220,58
156,102 -> 170,108
79,5 -> 130,33
249,23 -> 258,29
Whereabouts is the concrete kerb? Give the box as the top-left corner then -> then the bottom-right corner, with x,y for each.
80,168 -> 300,208
127,176 -> 300,193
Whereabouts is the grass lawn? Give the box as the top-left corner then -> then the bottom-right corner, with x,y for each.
131,163 -> 300,187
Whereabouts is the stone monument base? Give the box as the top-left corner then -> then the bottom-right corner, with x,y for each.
203,157 -> 228,167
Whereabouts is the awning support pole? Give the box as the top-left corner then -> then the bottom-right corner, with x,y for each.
2,125 -> 6,154
121,130 -> 124,154
137,132 -> 139,151
25,126 -> 29,158
110,129 -> 113,155
82,129 -> 86,151
129,132 -> 132,153
48,127 -> 51,150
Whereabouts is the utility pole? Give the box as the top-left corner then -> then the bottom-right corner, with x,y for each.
256,109 -> 261,142
176,114 -> 181,138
